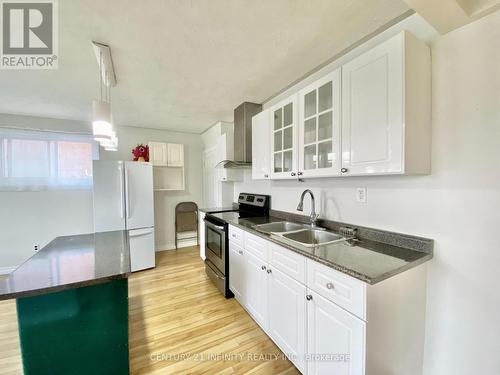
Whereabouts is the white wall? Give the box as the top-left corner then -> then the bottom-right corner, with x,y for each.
200,121 -> 233,149
234,11 -> 500,375
0,191 -> 94,269
0,115 -> 203,268
100,125 -> 203,251
0,115 -> 94,269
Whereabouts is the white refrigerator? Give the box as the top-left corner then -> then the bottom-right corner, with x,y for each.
93,161 -> 155,272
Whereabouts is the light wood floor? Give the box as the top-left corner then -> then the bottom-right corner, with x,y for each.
0,293 -> 21,375
0,246 -> 300,375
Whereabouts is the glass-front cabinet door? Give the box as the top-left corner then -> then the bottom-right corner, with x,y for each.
270,95 -> 298,179
298,68 -> 341,177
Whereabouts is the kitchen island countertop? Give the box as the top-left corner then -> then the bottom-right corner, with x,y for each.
0,231 -> 130,301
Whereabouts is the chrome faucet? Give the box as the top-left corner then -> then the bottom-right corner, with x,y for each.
297,189 -> 319,227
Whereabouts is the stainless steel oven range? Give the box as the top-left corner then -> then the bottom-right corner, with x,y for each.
204,193 -> 270,297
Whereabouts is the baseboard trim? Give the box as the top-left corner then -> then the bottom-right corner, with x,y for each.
0,266 -> 16,275
156,239 -> 199,252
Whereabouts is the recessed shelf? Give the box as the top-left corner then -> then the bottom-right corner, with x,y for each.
153,166 -> 185,191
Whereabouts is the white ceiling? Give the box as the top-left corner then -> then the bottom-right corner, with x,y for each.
0,0 -> 410,133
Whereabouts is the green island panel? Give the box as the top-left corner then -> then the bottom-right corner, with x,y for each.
16,278 -> 129,375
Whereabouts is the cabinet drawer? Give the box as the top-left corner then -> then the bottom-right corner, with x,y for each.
229,225 -> 244,247
306,259 -> 366,320
244,232 -> 268,261
269,243 -> 306,283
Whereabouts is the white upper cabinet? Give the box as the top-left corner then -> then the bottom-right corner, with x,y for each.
149,142 -> 184,167
298,68 -> 341,178
149,142 -> 185,191
341,31 -> 431,176
269,95 -> 298,180
251,109 -> 271,180
258,31 -> 430,180
149,142 -> 168,166
167,143 -> 184,167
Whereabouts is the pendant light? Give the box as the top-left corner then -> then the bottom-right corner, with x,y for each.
92,42 -> 117,149
100,128 -> 118,151
92,101 -> 112,141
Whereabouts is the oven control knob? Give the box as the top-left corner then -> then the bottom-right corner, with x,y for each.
232,234 -> 236,238
261,265 -> 266,271
238,250 -> 243,255
326,282 -> 334,289
306,295 -> 313,301
266,269 -> 272,274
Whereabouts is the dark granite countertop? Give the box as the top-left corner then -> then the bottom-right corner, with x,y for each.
0,231 -> 131,301
213,213 -> 433,285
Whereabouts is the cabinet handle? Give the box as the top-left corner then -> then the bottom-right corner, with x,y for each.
264,174 -> 269,178
341,168 -> 348,173
298,171 -> 303,176
306,294 -> 313,301
266,269 -> 272,274
291,172 -> 296,176
261,265 -> 266,271
326,282 -> 334,289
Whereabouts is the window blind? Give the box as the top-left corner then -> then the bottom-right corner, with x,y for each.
0,128 -> 99,191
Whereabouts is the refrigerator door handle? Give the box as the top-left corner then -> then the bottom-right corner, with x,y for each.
125,167 -> 131,219
118,165 -> 125,219
129,228 -> 154,237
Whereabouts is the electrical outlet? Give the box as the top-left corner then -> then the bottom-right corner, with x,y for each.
356,188 -> 367,203
34,244 -> 39,252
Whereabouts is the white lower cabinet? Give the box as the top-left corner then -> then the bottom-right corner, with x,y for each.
268,267 -> 307,373
228,243 -> 245,302
307,290 -> 365,375
228,225 -> 427,375
244,251 -> 269,331
198,211 -> 206,259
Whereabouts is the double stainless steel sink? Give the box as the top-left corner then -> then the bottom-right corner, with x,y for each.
253,221 -> 346,247
252,221 -> 305,233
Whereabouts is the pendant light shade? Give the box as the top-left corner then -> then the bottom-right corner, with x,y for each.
92,100 -> 113,141
101,131 -> 118,151
92,41 -> 118,150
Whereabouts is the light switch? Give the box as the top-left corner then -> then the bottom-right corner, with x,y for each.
356,188 -> 367,203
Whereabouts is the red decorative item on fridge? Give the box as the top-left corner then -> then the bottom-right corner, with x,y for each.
132,144 -> 149,162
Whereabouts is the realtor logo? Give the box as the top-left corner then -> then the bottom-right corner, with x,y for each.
0,0 -> 58,69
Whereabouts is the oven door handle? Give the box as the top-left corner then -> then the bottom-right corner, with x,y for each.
204,219 -> 226,232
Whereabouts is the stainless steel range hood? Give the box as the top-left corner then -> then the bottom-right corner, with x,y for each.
217,102 -> 262,168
